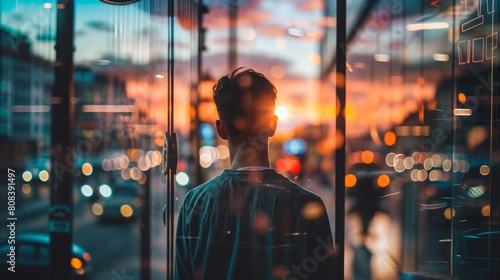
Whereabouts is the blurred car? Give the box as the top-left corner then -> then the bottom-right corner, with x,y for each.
92,180 -> 142,222
0,233 -> 93,280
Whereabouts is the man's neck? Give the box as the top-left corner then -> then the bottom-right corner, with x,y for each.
228,141 -> 271,169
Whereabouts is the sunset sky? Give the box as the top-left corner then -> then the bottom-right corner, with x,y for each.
3,0 -> 440,138
1,0 -> 328,134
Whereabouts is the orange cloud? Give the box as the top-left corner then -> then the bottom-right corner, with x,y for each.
298,0 -> 324,11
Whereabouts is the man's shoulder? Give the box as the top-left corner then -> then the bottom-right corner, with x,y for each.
183,169 -> 323,203
182,175 -> 223,201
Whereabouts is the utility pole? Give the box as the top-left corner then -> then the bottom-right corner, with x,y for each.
228,0 -> 237,71
49,0 -> 74,280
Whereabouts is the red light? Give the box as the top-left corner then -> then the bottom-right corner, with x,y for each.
276,159 -> 288,173
276,156 -> 301,174
287,158 -> 301,174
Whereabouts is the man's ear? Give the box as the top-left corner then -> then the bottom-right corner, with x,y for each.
215,119 -> 228,140
268,115 -> 278,137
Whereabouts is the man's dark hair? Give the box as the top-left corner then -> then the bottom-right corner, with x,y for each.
212,67 -> 277,136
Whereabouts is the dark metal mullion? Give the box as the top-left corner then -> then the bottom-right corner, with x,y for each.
49,1 -> 74,279
334,0 -> 346,279
166,0 -> 175,279
450,1 -> 458,277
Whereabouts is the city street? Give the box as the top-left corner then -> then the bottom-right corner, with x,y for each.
5,170 -> 173,280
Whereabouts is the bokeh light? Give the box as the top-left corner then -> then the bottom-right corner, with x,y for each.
385,152 -> 396,167
119,155 -> 130,169
458,92 -> 466,104
345,174 -> 357,187
403,157 -> 414,169
417,170 -> 428,181
81,185 -> 94,198
146,151 -> 159,167
275,156 -> 300,174
442,159 -> 452,171
22,171 -> 33,182
217,145 -> 230,160
276,159 -> 288,173
287,158 -> 301,174
479,165 -> 490,175
92,203 -> 103,216
377,174 -> 390,187
39,170 -> 49,182
138,155 -> 151,171
121,168 -> 131,180
412,152 -> 423,164
301,201 -> 324,220
176,172 -> 189,187
384,131 -> 396,146
429,170 -> 442,181
361,150 -> 374,164
102,159 -> 112,171
130,167 -> 142,180
82,163 -> 93,176
99,184 -> 112,198
444,207 -> 455,220
138,172 -> 147,185
459,160 -> 470,173
120,205 -> 134,218
394,155 -> 405,172
22,184 -> 32,195
481,205 -> 490,217
283,139 -> 307,155
71,258 -> 83,270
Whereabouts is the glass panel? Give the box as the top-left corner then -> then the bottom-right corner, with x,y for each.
1,0 -> 56,268
452,0 -> 499,279
4,0 -> 499,278
2,0 -> 199,279
326,0 -> 500,279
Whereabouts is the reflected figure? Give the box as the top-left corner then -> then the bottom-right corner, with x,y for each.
345,164 -> 399,280
347,209 -> 372,280
174,68 -> 336,280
